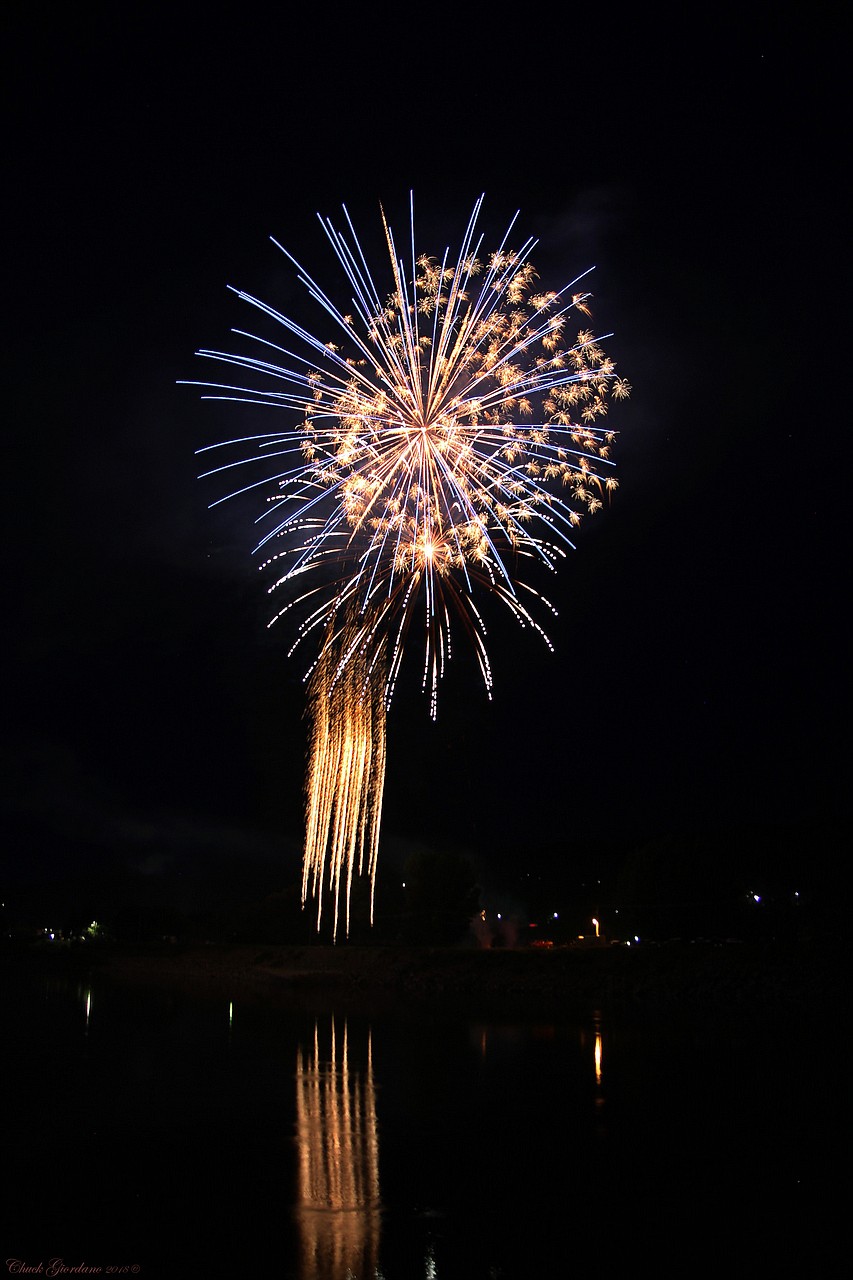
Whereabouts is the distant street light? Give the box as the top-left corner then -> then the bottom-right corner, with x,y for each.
592,917 -> 600,938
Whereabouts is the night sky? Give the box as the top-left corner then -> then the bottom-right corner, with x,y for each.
5,11 -> 847,928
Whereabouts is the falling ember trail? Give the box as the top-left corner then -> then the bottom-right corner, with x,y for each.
189,195 -> 629,937
303,623 -> 387,940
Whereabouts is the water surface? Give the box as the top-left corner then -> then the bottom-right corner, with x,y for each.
2,968 -> 833,1276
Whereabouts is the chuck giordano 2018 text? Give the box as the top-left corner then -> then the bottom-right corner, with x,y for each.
6,1262 -> 140,1276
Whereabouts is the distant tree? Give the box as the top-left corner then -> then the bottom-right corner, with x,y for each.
84,919 -> 112,942
224,887 -> 316,944
615,832 -> 729,938
112,902 -> 186,944
401,850 -> 480,944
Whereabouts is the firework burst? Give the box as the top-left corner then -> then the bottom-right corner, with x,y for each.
189,195 -> 628,936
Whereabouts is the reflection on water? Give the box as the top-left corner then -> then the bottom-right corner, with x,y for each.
2,971 -> 826,1274
593,1011 -> 603,1088
78,982 -> 93,1034
294,1017 -> 382,1280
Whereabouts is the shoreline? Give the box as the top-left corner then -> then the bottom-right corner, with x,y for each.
4,937 -> 838,1020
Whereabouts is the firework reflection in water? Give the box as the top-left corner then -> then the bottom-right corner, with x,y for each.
294,1017 -> 381,1280
191,196 -> 628,936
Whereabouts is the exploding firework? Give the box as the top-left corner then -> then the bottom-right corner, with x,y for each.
190,195 -> 628,937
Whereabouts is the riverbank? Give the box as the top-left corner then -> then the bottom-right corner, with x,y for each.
5,937 -> 839,1019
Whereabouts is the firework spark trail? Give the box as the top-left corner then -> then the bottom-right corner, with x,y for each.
189,196 -> 629,937
303,625 -> 386,939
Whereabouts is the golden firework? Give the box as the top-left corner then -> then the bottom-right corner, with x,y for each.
192,196 -> 628,936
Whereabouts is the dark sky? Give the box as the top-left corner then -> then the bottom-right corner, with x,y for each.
4,10 -> 847,919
